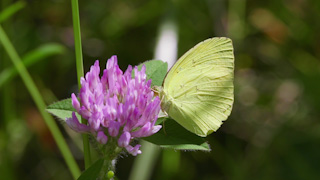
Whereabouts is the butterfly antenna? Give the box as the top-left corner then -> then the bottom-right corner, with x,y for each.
151,86 -> 161,97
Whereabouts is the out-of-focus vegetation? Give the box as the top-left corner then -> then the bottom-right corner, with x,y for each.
1,0 -> 320,179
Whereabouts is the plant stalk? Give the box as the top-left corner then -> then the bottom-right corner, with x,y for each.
71,0 -> 91,169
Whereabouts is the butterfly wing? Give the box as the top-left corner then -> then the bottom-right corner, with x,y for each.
162,37 -> 234,137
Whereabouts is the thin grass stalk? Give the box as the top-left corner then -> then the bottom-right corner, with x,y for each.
71,0 -> 91,169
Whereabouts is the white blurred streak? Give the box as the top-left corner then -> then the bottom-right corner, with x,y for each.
154,20 -> 178,69
129,19 -> 178,180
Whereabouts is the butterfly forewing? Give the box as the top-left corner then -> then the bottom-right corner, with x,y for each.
162,37 -> 234,137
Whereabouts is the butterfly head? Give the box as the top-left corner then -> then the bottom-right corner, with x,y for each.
152,86 -> 172,114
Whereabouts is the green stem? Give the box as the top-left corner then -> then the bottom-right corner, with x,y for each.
0,25 -> 81,179
71,0 -> 91,168
99,157 -> 113,180
96,138 -> 122,180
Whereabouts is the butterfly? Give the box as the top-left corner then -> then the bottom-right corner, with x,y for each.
157,37 -> 234,137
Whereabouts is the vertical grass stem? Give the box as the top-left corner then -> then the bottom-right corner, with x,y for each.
71,0 -> 91,169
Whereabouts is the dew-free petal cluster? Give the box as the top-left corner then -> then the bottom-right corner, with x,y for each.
66,55 -> 161,156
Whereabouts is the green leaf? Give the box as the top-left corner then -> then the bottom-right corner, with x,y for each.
0,1 -> 26,23
46,98 -> 75,122
142,118 -> 211,151
137,60 -> 168,86
77,158 -> 104,180
0,43 -> 65,88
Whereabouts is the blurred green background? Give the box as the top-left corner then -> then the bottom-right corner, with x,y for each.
1,0 -> 320,179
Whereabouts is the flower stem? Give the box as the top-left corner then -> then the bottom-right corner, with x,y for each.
99,157 -> 114,180
71,0 -> 91,169
0,25 -> 81,179
96,138 -> 122,180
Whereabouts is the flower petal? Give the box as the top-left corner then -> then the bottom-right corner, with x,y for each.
126,144 -> 142,156
66,112 -> 90,133
118,131 -> 131,147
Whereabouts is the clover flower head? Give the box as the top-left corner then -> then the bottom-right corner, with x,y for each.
66,55 -> 161,156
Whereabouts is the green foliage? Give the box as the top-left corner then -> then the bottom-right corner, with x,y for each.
137,60 -> 168,86
143,118 -> 210,151
46,98 -> 76,122
77,159 -> 104,180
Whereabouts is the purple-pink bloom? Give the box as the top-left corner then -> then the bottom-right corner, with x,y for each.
66,55 -> 161,156
97,131 -> 108,144
126,145 -> 142,156
118,131 -> 131,147
108,120 -> 121,137
66,112 -> 91,133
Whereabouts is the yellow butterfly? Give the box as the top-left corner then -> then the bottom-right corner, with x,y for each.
158,37 -> 234,137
